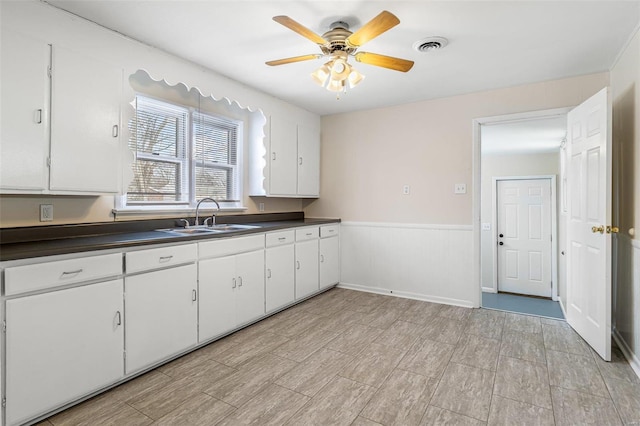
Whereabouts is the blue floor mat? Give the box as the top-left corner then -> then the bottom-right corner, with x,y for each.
482,292 -> 565,319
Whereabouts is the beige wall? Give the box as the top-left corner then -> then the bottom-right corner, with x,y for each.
611,27 -> 640,362
480,152 -> 560,291
304,72 -> 609,224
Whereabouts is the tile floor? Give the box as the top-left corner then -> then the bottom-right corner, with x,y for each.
39,288 -> 640,425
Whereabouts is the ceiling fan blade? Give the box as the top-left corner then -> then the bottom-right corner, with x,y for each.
266,54 -> 322,66
346,11 -> 400,47
273,16 -> 327,46
354,52 -> 414,72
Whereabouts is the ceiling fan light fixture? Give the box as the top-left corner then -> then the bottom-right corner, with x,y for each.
326,78 -> 345,93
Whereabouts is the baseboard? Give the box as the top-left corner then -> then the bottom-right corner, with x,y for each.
557,296 -> 567,319
482,287 -> 497,293
613,327 -> 640,379
337,282 -> 475,308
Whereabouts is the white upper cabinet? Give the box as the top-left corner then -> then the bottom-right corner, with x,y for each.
49,46 -> 122,193
297,124 -> 321,196
0,31 -> 50,191
250,114 -> 320,198
0,28 -> 122,194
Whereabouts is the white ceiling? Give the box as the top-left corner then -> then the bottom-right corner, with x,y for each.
47,1 -> 640,116
481,115 -> 567,154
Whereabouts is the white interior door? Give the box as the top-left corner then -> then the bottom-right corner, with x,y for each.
497,178 -> 552,297
566,87 -> 612,361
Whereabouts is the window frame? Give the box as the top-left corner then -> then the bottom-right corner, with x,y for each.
121,94 -> 244,211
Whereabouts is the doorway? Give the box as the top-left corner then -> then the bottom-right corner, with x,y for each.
473,108 -> 570,318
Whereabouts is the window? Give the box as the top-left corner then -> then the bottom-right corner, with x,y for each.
126,95 -> 241,207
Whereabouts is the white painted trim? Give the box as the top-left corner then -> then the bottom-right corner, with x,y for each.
631,238 -> 640,249
482,286 -> 497,293
557,295 -> 567,319
491,175 -> 558,301
337,282 -> 475,308
473,107 -> 571,309
613,328 -> 640,379
340,221 -> 472,231
610,20 -> 640,71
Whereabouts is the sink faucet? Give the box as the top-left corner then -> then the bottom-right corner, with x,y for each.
195,197 -> 220,227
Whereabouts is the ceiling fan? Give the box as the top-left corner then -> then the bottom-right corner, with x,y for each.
266,11 -> 414,94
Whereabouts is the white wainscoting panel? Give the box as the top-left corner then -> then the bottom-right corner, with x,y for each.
613,233 -> 640,378
339,222 -> 475,308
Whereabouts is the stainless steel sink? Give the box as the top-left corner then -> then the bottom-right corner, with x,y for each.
157,224 -> 259,236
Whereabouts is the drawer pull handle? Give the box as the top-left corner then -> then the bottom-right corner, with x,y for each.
232,278 -> 237,288
61,269 -> 83,277
159,255 -> 173,262
306,233 -> 312,236
238,276 -> 243,287
278,237 -> 287,241
115,311 -> 122,326
35,109 -> 43,124
296,261 -> 301,270
267,268 -> 272,278
272,152 -> 276,161
299,157 -> 303,165
328,229 -> 335,233
192,289 -> 197,301
320,255 -> 325,263
112,124 -> 119,138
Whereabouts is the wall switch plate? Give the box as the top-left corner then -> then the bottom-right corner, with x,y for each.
40,204 -> 53,222
259,202 -> 265,212
482,222 -> 491,231
454,183 -> 467,194
402,185 -> 410,195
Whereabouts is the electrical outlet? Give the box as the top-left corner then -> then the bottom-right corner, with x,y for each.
259,202 -> 265,212
454,183 -> 467,194
40,204 -> 53,222
402,185 -> 410,195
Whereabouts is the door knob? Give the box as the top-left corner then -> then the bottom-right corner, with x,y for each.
499,242 -> 504,246
592,225 -> 605,234
499,234 -> 504,238
606,226 -> 619,234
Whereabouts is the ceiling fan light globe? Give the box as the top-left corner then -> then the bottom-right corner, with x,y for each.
310,65 -> 330,86
330,59 -> 350,81
348,69 -> 364,88
326,78 -> 345,92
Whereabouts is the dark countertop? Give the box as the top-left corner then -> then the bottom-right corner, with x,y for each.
0,212 -> 340,262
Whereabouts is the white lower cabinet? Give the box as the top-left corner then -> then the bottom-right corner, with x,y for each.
266,244 -> 295,312
5,279 -> 124,426
295,239 -> 319,300
125,264 -> 198,374
199,244 -> 265,343
320,236 -> 340,289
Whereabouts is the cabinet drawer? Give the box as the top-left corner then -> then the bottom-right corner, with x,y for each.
199,234 -> 264,259
265,230 -> 295,247
4,253 -> 122,296
126,244 -> 197,274
295,227 -> 319,242
320,224 -> 340,238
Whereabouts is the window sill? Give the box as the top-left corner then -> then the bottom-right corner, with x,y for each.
112,206 -> 248,220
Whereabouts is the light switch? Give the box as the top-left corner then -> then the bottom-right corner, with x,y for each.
402,185 -> 410,195
482,223 -> 491,231
454,183 -> 467,194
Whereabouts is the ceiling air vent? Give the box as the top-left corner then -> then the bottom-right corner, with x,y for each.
413,36 -> 449,53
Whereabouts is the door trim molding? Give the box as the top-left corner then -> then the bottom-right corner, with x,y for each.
472,107 -> 572,309
491,175 -> 558,300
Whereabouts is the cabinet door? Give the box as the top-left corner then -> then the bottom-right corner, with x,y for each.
199,256 -> 237,342
0,30 -> 50,191
5,279 -> 124,426
320,236 -> 340,289
295,239 -> 319,300
125,264 -> 197,374
269,115 -> 297,196
49,46 -> 121,193
297,125 -> 320,196
236,250 -> 266,326
266,244 -> 295,312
